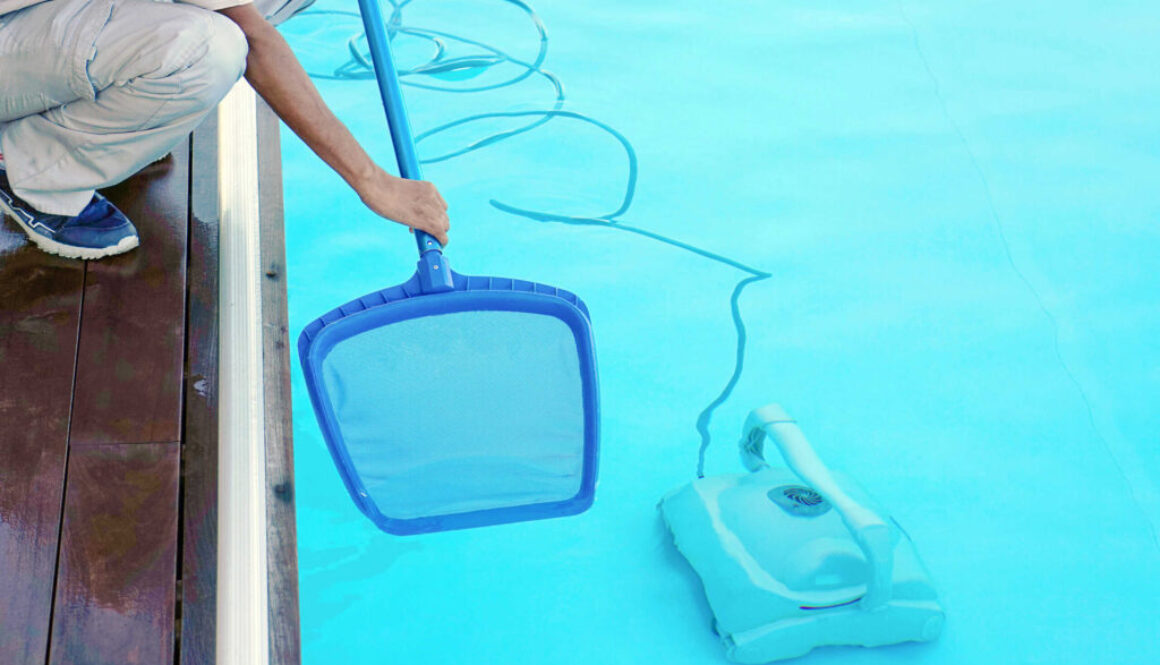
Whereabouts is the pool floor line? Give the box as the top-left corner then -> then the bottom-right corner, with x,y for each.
898,0 -> 1160,552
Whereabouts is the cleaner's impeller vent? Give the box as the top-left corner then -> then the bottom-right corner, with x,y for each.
785,487 -> 824,506
769,485 -> 832,518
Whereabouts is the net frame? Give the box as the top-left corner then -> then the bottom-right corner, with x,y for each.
299,270 -> 599,535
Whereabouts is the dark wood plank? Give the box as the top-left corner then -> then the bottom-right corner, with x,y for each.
179,120 -> 221,665
0,233 -> 84,664
256,98 -> 302,665
47,442 -> 180,665
69,144 -> 191,445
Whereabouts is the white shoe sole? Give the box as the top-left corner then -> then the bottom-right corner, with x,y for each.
0,198 -> 139,260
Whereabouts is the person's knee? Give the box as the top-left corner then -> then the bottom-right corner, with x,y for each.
183,12 -> 249,110
92,3 -> 248,100
148,9 -> 249,113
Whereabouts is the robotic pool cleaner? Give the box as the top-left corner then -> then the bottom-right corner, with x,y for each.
659,404 -> 945,662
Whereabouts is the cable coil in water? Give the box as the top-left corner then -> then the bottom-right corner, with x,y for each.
292,0 -> 771,477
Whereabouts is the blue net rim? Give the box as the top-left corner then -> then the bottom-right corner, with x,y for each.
300,269 -> 591,345
297,269 -> 600,535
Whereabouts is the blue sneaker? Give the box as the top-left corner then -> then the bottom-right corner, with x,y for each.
0,167 -> 139,260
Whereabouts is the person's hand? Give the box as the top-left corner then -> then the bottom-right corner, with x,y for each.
217,5 -> 450,244
355,167 -> 450,245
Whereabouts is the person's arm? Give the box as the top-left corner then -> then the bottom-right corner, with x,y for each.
218,4 -> 449,245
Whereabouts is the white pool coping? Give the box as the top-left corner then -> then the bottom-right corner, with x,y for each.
215,80 -> 272,665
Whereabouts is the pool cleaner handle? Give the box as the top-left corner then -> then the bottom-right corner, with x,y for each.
741,404 -> 894,610
357,0 -> 454,291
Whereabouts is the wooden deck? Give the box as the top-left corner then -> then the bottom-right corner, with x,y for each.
0,105 -> 300,665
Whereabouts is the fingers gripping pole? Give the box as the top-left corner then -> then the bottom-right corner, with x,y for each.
356,0 -> 453,283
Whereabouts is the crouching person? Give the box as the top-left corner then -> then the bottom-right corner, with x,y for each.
0,0 -> 449,260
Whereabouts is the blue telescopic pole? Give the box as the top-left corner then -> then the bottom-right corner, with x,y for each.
356,0 -> 447,261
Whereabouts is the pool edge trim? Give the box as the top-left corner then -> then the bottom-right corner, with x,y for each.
216,80 -> 272,665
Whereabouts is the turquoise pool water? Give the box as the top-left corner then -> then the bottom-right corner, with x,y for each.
279,1 -> 1160,662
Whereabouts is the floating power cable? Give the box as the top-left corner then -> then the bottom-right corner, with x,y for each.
291,0 -> 770,477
